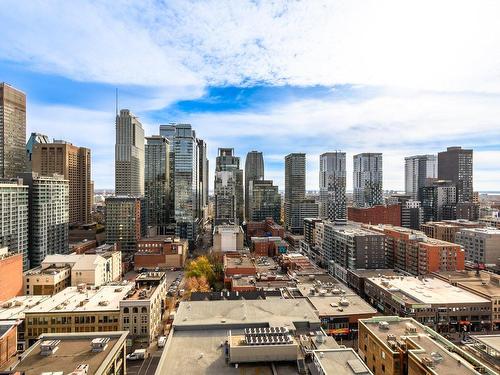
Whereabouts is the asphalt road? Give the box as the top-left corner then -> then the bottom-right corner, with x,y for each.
126,352 -> 162,375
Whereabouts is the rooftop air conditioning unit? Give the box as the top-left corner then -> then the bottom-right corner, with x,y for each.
91,337 -> 110,352
40,339 -> 61,356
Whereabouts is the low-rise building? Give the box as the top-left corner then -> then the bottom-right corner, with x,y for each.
455,227 -> 500,265
212,225 -> 244,253
134,236 -> 188,270
311,348 -> 373,375
0,248 -> 23,302
469,335 -> 500,369
284,232 -> 304,253
119,271 -> 167,345
24,264 -> 71,295
358,316 -> 496,375
364,276 -> 491,332
345,269 -> 401,298
69,239 -> 97,254
0,320 -> 18,368
245,218 -> 284,242
479,217 -> 500,230
251,236 -> 288,256
224,255 -> 257,284
24,283 -> 134,343
421,220 -> 483,242
279,252 -> 325,276
348,204 -> 401,226
12,331 -> 128,375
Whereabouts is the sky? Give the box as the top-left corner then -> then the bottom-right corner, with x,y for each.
1,0 -> 500,191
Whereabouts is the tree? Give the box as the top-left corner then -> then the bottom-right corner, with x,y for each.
186,276 -> 210,292
185,256 -> 215,284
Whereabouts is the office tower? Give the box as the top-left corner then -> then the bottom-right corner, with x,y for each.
145,136 -> 170,234
32,141 -> 92,224
105,196 -> 146,253
284,153 -> 319,234
247,179 -> 281,223
0,83 -> 26,178
245,151 -> 264,220
214,148 -> 244,224
20,172 -> 69,268
438,146 -> 473,203
0,178 -> 29,269
405,154 -> 437,200
389,194 -> 423,230
420,180 -> 456,222
353,153 -> 383,208
197,139 -> 209,221
25,132 -> 49,171
159,124 -> 177,222
115,109 -> 145,196
319,152 -> 347,223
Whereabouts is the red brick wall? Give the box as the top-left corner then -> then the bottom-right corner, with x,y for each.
0,254 -> 23,303
348,205 -> 401,226
0,324 -> 17,368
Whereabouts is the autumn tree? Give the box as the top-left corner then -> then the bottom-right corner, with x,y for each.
185,256 -> 215,284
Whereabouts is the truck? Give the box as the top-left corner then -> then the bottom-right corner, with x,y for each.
126,349 -> 148,361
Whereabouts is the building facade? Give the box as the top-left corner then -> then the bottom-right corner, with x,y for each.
244,151 -> 264,220
115,109 -> 145,196
247,179 -> 281,223
319,152 -> 347,223
25,132 -> 49,172
420,180 -> 457,222
145,136 -> 170,234
32,141 -> 92,224
438,146 -> 473,203
0,83 -> 26,179
0,178 -> 29,269
404,154 -> 437,200
214,148 -> 244,225
348,205 -> 401,226
455,228 -> 500,265
21,172 -> 69,268
353,153 -> 383,208
0,248 -> 23,302
135,237 -> 188,270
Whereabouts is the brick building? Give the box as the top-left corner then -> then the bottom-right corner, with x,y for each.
348,205 -> 401,226
0,248 -> 23,302
134,237 -> 188,270
245,218 -> 284,242
0,321 -> 18,368
251,237 -> 288,257
421,220 -> 483,243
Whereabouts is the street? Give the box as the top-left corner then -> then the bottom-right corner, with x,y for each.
126,348 -> 162,375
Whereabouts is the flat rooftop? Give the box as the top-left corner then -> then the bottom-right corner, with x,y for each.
347,269 -> 401,278
25,284 -> 134,314
224,256 -> 255,269
361,317 -> 485,375
313,349 -> 372,375
457,279 -> 500,298
0,296 -> 51,320
367,276 -> 489,305
306,295 -> 377,318
295,275 -> 357,298
470,335 -> 500,353
174,299 -> 320,329
14,332 -> 127,375
24,264 -> 70,276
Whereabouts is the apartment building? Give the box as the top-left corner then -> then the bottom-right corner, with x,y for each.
134,237 -> 188,270
358,316 -> 496,375
120,272 -> 167,345
421,220 -> 483,243
24,263 -> 71,296
24,283 -> 134,343
455,227 -> 500,265
212,225 -> 244,253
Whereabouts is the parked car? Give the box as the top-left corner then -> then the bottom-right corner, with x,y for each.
126,349 -> 148,360
158,336 -> 167,348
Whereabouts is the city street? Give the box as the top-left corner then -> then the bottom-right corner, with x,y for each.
126,349 -> 162,375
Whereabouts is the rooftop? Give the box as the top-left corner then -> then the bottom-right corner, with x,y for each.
367,276 -> 489,305
360,317 -> 492,375
14,331 -> 127,375
470,335 -> 500,353
224,255 -> 255,269
24,264 -> 71,276
459,227 -> 500,235
347,268 -> 401,278
0,296 -> 51,320
25,284 -> 134,314
306,295 -> 377,317
312,349 -> 373,375
174,299 -> 321,329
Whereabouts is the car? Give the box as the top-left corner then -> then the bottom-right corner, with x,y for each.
158,336 -> 167,348
126,349 -> 147,360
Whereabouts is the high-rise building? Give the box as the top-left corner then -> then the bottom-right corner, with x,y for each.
20,172 -> 69,268
404,154 -> 437,200
0,178 -> 29,269
197,139 -> 209,222
244,151 -> 264,220
438,146 -> 473,203
353,153 -> 383,208
105,196 -> 146,253
25,132 -> 49,172
319,152 -> 346,223
145,136 -> 170,234
420,180 -> 456,222
0,83 -> 26,178
284,153 -> 319,234
115,109 -> 144,196
214,148 -> 244,224
32,141 -> 92,224
247,179 -> 281,223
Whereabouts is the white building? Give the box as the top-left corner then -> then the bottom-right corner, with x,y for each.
455,227 -> 500,265
212,225 -> 244,252
404,154 -> 437,200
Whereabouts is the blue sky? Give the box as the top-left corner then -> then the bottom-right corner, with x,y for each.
2,0 -> 500,191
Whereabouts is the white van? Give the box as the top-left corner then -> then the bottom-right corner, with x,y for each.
158,336 -> 167,348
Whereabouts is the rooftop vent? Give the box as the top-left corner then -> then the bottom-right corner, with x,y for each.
405,323 -> 417,334
91,337 -> 110,352
40,339 -> 61,356
378,321 -> 390,330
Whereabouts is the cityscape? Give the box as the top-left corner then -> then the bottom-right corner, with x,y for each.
2,2 -> 500,375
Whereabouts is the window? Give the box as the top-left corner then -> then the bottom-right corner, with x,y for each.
123,316 -> 129,324
141,307 -> 147,314
133,307 -> 138,314
124,307 -> 129,314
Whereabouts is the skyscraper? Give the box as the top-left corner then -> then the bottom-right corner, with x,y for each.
284,153 -> 319,233
214,148 -> 244,224
420,180 -> 457,222
244,151 -> 264,220
145,136 -> 170,234
319,152 -> 347,223
197,139 -> 209,221
247,179 -> 281,223
405,154 -> 437,200
438,146 -> 473,203
0,178 -> 29,269
32,141 -> 92,224
353,153 -> 383,208
20,172 -> 69,268
115,109 -> 145,196
25,132 -> 49,172
0,83 -> 26,178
